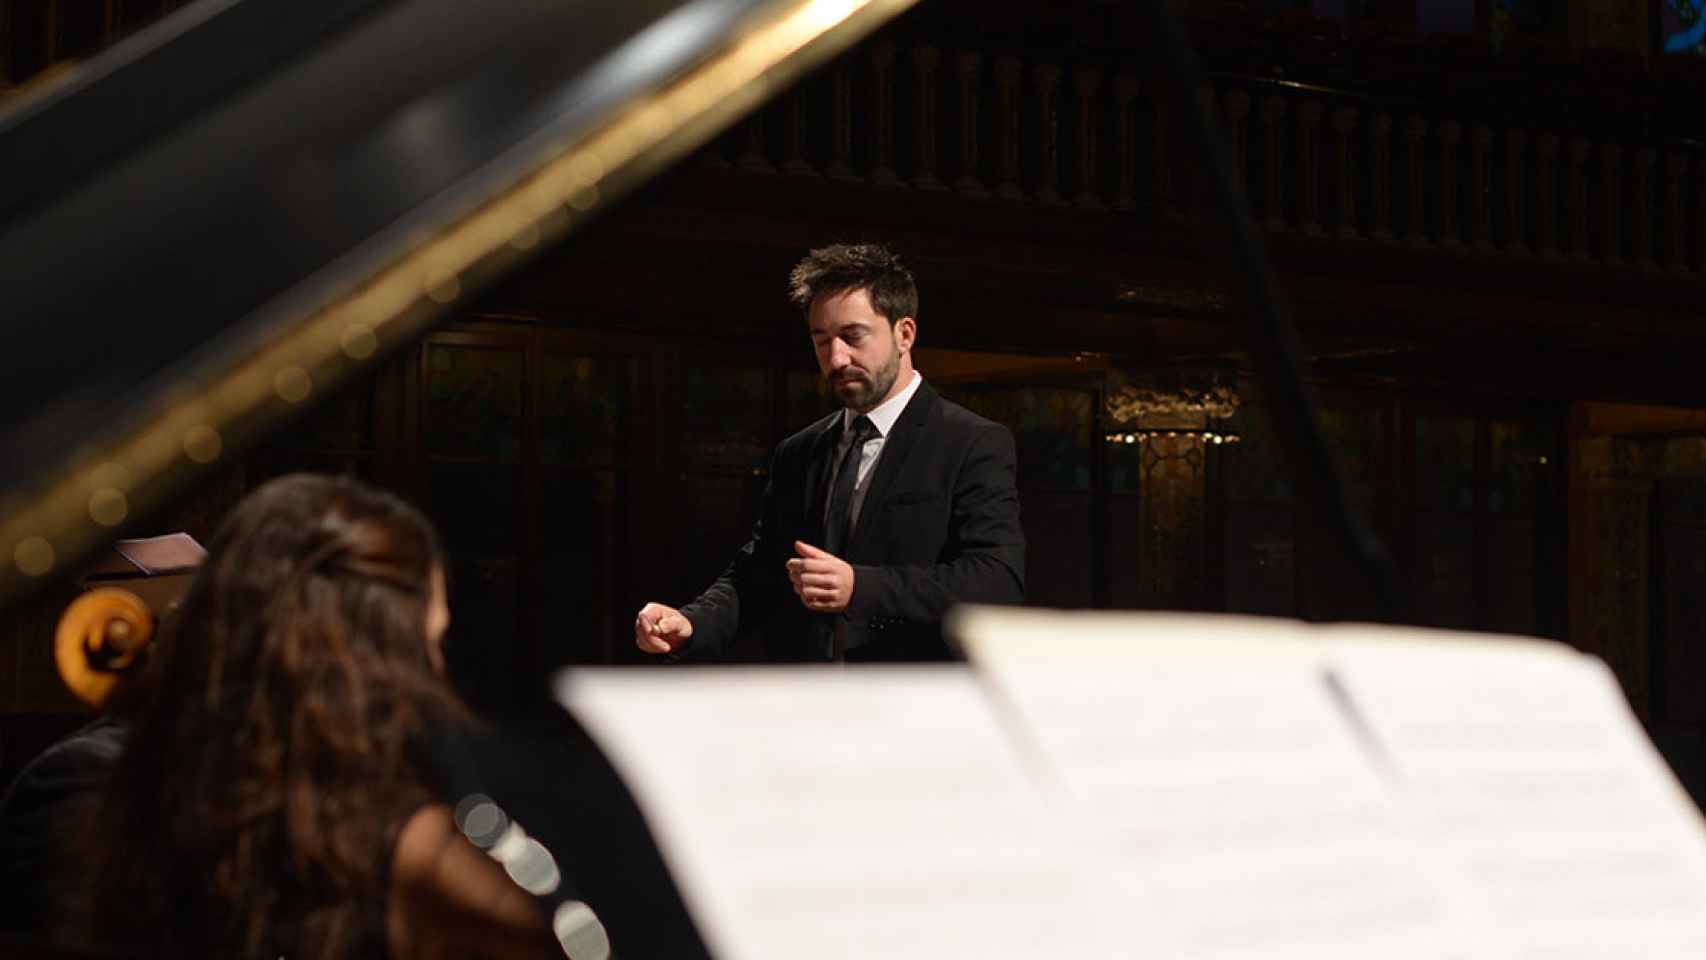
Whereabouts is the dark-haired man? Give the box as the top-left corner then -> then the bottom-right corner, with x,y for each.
634,243 -> 1025,662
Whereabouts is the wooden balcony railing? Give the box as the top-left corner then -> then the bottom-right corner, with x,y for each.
708,40 -> 1706,276
9,3 -> 1703,275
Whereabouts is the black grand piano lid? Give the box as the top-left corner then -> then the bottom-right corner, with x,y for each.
0,0 -> 918,607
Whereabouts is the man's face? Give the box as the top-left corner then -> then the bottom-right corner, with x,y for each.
808,287 -> 914,413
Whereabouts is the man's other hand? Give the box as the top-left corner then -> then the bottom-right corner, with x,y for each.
634,602 -> 693,654
787,541 -> 856,614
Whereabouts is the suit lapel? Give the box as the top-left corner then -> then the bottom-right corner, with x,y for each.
847,380 -> 937,556
802,410 -> 843,546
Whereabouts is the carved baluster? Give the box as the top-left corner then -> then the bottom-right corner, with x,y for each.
781,90 -> 815,177
1438,121 -> 1461,248
1224,89 -> 1251,200
1263,96 -> 1288,231
1297,101 -> 1323,236
1370,111 -> 1393,242
1569,137 -> 1591,261
1601,143 -> 1622,265
1666,152 -> 1687,272
1074,65 -> 1104,210
1154,90 -> 1175,219
1193,85 -> 1218,221
0,6 -> 11,92
870,42 -> 899,187
1633,147 -> 1655,269
911,45 -> 944,190
42,1 -> 58,63
1333,105 -> 1359,239
1035,63 -> 1063,205
825,65 -> 856,181
1503,129 -> 1527,256
1404,116 -> 1428,247
738,113 -> 773,174
1696,157 -> 1706,273
1536,133 -> 1559,258
1113,74 -> 1140,212
1470,124 -> 1494,252
955,52 -> 986,198
995,57 -> 1023,201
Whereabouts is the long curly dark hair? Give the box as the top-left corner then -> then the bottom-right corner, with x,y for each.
77,474 -> 469,959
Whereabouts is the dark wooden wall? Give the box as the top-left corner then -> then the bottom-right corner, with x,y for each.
8,0 -> 1706,793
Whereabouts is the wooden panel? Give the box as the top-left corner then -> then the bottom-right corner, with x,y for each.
1485,417 -> 1558,636
681,357 -> 771,470
1657,482 -> 1706,726
540,353 -> 634,468
1571,436 -> 1654,717
1413,416 -> 1476,629
1224,503 -> 1295,617
424,345 -> 524,462
1021,491 -> 1094,608
537,470 -> 622,666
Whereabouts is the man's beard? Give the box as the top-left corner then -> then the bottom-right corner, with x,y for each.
832,348 -> 900,412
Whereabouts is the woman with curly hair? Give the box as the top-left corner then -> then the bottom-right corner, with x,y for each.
72,473 -> 560,959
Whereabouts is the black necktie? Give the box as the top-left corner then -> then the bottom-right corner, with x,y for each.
824,415 -> 876,555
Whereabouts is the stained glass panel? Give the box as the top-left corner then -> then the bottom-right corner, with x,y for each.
426,346 -> 523,461
941,385 -> 1092,491
1318,407 -> 1382,513
1135,434 -> 1208,608
1414,416 -> 1475,629
541,354 -> 632,467
682,360 -> 770,469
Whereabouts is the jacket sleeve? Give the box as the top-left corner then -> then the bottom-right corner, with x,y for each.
845,423 -> 1025,623
678,451 -> 792,658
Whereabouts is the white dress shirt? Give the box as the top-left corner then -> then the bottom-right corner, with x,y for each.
832,369 -> 923,533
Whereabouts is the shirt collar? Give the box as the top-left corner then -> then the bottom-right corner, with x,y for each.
844,369 -> 921,439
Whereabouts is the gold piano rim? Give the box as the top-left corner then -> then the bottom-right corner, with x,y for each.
0,0 -> 920,597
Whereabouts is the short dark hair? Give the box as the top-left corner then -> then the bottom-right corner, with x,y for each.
787,243 -> 917,324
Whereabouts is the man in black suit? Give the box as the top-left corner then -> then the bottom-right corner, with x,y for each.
634,243 -> 1024,663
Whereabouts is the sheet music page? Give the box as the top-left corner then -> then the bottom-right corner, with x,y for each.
1320,627 -> 1706,959
558,666 -> 1138,960
951,607 -> 1478,960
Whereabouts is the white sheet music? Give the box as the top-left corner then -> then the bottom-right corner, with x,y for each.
954,608 -> 1477,960
558,667 -> 1138,960
1320,627 -> 1706,959
559,612 -> 1706,960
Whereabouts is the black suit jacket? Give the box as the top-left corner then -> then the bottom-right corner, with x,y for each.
680,380 -> 1025,662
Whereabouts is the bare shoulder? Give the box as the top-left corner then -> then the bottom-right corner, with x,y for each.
387,803 -> 558,959
392,803 -> 457,884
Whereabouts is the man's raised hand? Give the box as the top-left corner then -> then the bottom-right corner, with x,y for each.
785,541 -> 856,613
634,602 -> 693,654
